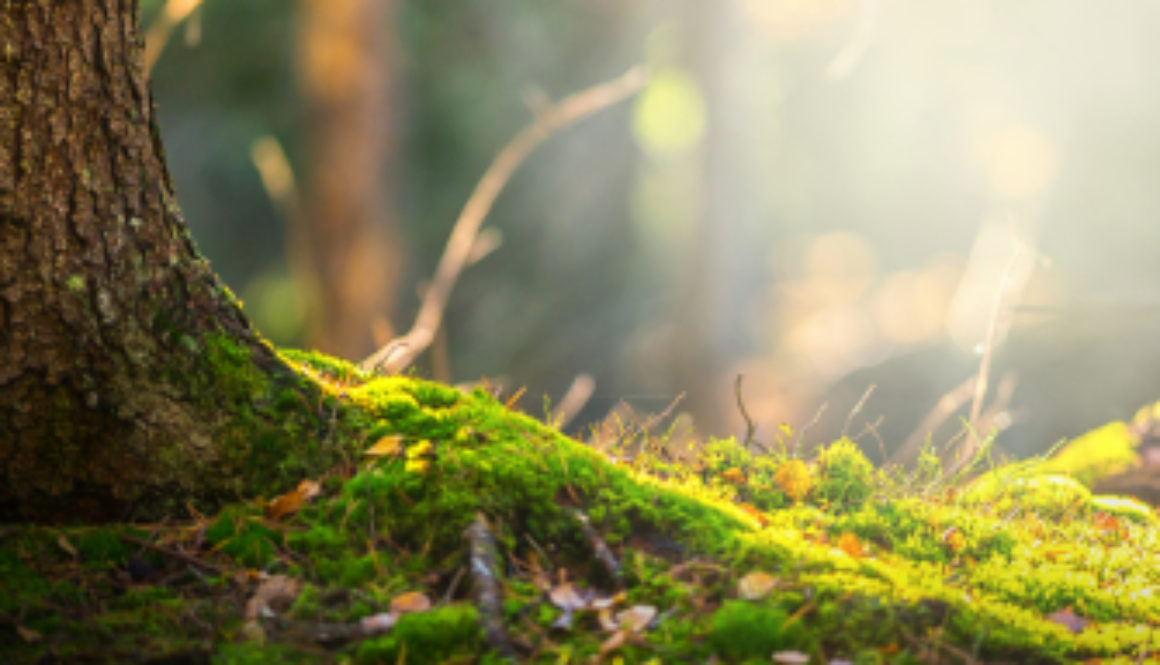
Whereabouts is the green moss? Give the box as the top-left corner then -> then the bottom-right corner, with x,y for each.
815,437 -> 876,510
205,507 -> 280,568
1090,494 -> 1158,524
707,600 -> 812,661
72,527 -> 129,565
354,604 -> 482,664
1039,421 -> 1137,487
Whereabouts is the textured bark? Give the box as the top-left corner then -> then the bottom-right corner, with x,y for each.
298,0 -> 401,358
0,1 -> 308,521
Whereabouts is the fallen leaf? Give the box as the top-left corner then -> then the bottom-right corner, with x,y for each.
245,574 -> 300,621
598,607 -> 619,632
16,625 -> 41,643
615,605 -> 657,632
549,582 -> 590,610
56,533 -> 77,558
837,532 -> 864,559
598,629 -> 627,656
772,651 -> 811,664
738,571 -> 778,600
1048,606 -> 1090,635
590,591 -> 626,610
265,479 -> 321,520
720,467 -> 747,485
360,612 -> 397,635
365,435 -> 404,457
390,591 -> 431,614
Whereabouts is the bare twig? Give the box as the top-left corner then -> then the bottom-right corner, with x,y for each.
842,384 -> 875,438
574,511 -> 622,587
465,513 -> 519,661
963,245 -> 1024,465
734,374 -> 757,451
550,374 -> 595,430
144,0 -> 205,74
359,66 -> 649,375
793,403 -> 828,456
891,375 -> 977,467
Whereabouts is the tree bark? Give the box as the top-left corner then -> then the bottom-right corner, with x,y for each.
0,0 -> 330,522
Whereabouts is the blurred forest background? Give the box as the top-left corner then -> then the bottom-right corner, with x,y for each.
143,0 -> 1160,463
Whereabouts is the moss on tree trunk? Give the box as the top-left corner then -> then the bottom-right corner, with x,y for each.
0,1 -> 352,522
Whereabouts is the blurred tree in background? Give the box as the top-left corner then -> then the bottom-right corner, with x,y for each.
143,0 -> 1160,462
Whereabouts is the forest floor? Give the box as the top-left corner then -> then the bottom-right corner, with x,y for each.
4,349 -> 1160,664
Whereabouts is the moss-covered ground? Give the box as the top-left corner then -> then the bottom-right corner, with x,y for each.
5,349 -> 1160,663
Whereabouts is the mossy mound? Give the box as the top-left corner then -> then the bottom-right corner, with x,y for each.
5,352 -> 1160,663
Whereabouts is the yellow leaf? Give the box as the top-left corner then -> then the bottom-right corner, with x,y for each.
390,591 -> 432,614
365,435 -> 403,457
737,571 -> 777,600
719,467 -> 747,485
838,532 -> 864,559
264,479 -> 320,520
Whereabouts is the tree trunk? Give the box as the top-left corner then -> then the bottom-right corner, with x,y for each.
0,0 -> 334,522
297,0 -> 401,358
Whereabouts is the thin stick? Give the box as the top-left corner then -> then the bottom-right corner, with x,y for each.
550,374 -> 595,430
360,66 -> 649,375
842,384 -> 875,438
465,513 -> 519,661
891,375 -> 976,467
963,245 -> 1023,463
144,0 -> 205,74
793,403 -> 828,456
734,374 -> 757,451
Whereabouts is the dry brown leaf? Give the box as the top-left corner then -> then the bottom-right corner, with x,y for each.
16,625 -> 42,643
265,479 -> 321,520
245,574 -> 301,621
772,650 -> 811,664
598,629 -> 627,657
548,582 -> 589,610
1047,606 -> 1090,635
720,467 -> 747,485
615,605 -> 657,632
738,571 -> 778,600
390,591 -> 432,614
359,612 -> 397,635
365,435 -> 404,457
56,533 -> 77,558
597,607 -> 619,632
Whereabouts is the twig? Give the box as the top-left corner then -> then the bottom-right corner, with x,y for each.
549,374 -> 595,430
734,374 -> 757,451
842,384 -> 875,438
143,0 -> 205,74
574,511 -> 622,587
465,513 -> 519,661
793,403 -> 828,456
117,532 -> 226,577
359,66 -> 649,375
963,245 -> 1024,465
892,375 -> 976,467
